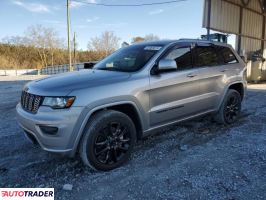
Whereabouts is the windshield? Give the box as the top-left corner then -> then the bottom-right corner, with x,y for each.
93,45 -> 163,72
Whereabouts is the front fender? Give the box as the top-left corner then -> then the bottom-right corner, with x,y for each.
69,99 -> 147,156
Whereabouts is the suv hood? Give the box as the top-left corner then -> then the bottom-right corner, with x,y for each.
26,69 -> 131,96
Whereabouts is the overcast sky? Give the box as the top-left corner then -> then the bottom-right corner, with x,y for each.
0,0 -> 232,50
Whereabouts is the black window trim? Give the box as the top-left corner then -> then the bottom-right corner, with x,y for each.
194,43 -> 239,67
151,43 -> 194,75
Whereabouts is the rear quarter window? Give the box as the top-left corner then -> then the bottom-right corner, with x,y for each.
217,46 -> 238,64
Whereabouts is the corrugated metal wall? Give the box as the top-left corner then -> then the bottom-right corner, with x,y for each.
241,37 -> 261,52
242,9 -> 262,39
226,0 -> 262,11
206,0 -> 240,34
203,0 -> 266,54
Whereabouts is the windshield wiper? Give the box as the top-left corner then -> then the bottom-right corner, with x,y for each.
96,68 -> 131,73
96,68 -> 114,71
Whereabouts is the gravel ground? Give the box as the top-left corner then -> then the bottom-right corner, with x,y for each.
0,76 -> 266,200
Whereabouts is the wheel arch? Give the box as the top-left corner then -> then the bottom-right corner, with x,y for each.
217,81 -> 246,111
71,101 -> 144,156
228,82 -> 245,101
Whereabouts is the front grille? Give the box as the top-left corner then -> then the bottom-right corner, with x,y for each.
21,91 -> 43,114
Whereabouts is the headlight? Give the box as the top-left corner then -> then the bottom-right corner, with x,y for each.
42,97 -> 75,109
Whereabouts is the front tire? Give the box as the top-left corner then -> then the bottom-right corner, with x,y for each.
79,110 -> 136,171
215,89 -> 242,125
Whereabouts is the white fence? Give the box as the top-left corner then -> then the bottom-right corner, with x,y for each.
0,69 -> 38,76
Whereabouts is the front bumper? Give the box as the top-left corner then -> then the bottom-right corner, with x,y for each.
16,103 -> 84,155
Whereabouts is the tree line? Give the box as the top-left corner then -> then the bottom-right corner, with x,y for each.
0,25 -> 159,70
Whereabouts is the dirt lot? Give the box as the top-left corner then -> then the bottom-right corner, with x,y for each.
0,76 -> 266,200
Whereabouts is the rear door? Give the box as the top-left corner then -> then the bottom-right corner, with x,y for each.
191,43 -> 238,111
215,45 -> 240,76
149,44 -> 204,127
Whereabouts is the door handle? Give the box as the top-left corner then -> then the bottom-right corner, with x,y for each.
187,73 -> 197,78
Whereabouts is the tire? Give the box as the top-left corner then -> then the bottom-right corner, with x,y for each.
79,110 -> 136,171
214,89 -> 242,125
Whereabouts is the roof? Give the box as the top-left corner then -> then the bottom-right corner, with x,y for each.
131,39 -> 231,48
131,40 -> 176,46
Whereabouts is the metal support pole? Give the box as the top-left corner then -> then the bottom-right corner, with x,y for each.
207,0 -> 212,40
237,7 -> 243,54
261,15 -> 265,53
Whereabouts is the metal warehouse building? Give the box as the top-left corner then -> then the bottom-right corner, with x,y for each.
202,0 -> 266,81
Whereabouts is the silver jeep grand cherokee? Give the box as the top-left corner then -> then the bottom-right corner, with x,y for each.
16,39 -> 246,171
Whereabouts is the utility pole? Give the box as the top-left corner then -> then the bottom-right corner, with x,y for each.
67,0 -> 73,71
73,32 -> 76,66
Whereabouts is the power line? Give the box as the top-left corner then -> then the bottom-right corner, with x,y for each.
71,0 -> 187,7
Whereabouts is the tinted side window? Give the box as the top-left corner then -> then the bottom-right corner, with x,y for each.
193,46 -> 219,67
164,47 -> 193,70
219,47 -> 238,64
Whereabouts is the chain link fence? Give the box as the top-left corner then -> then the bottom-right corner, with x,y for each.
40,62 -> 98,75
0,62 -> 97,76
39,63 -> 85,75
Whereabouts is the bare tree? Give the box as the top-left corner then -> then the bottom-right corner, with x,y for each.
131,34 -> 160,44
1,36 -> 31,70
26,25 -> 64,67
2,36 -> 29,46
131,36 -> 145,43
144,34 -> 159,41
88,31 -> 120,57
45,28 -> 64,66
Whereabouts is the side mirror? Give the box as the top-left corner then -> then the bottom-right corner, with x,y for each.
158,59 -> 177,71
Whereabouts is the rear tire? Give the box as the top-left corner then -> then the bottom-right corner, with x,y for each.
79,110 -> 136,171
214,89 -> 242,125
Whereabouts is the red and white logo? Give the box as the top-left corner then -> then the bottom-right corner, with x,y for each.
0,188 -> 54,200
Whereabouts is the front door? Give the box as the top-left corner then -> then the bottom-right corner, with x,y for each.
149,45 -> 204,127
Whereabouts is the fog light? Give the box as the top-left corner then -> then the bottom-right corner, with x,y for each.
39,126 -> 58,135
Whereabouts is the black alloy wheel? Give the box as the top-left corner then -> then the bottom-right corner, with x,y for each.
224,93 -> 241,124
80,110 -> 136,171
93,122 -> 131,165
214,89 -> 242,124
